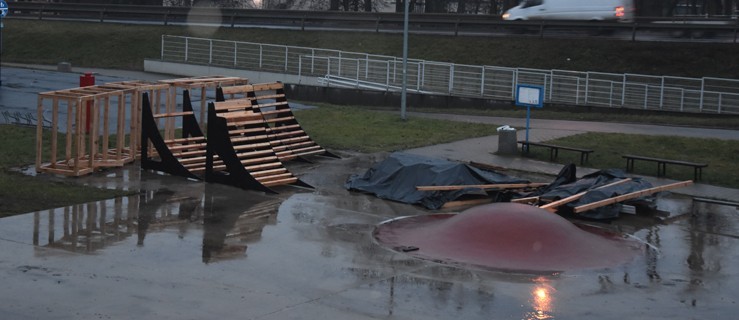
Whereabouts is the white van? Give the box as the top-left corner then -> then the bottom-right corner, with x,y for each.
502,0 -> 636,22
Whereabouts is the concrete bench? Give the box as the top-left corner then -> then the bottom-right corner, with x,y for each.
519,141 -> 594,165
623,154 -> 707,181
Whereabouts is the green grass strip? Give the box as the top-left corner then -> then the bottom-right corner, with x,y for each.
525,132 -> 739,188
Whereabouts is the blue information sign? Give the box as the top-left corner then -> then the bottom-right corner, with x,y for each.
0,0 -> 8,18
515,84 -> 544,108
514,84 -> 545,149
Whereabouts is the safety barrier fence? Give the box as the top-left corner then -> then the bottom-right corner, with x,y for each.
161,35 -> 739,115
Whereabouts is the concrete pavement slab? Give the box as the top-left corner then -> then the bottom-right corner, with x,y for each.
1,66 -> 739,319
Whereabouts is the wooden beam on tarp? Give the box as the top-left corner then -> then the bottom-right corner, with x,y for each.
510,196 -> 540,204
441,198 -> 493,209
573,180 -> 693,214
416,182 -> 548,191
539,178 -> 633,212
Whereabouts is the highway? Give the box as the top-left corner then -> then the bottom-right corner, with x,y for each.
3,2 -> 738,43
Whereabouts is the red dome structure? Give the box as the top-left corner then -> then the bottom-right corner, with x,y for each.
374,203 -> 642,273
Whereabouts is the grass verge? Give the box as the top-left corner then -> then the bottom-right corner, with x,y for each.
0,125 -> 133,218
294,105 -> 500,153
523,132 -> 739,188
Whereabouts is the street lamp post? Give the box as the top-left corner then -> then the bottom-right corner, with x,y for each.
0,0 -> 8,87
400,0 -> 409,121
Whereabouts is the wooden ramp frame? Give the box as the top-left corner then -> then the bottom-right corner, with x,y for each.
36,83 -> 139,176
105,80 -> 172,160
140,90 -> 207,180
216,82 -> 340,161
206,100 -> 312,193
158,76 -> 249,132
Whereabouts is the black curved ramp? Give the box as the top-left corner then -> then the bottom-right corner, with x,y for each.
205,102 -> 278,194
140,91 -> 203,180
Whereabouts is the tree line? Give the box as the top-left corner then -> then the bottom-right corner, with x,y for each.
20,0 -> 739,16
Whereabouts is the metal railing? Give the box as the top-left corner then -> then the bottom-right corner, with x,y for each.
161,35 -> 739,115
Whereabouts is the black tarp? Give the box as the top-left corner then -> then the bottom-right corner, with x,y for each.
528,167 -> 655,220
345,152 -> 528,210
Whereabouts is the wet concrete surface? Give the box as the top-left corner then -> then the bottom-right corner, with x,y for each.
2,65 -> 739,319
1,153 -> 739,320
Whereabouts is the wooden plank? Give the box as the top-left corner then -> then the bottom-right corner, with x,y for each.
214,99 -> 254,110
102,97 -> 110,162
228,118 -> 266,127
50,97 -> 59,165
273,136 -> 311,145
510,196 -> 539,204
238,155 -> 279,165
220,110 -> 262,121
230,134 -> 270,144
573,180 -> 694,213
171,149 -> 208,158
88,98 -> 100,170
38,166 -> 94,176
234,149 -> 274,159
66,101 -> 74,163
152,111 -> 194,118
253,101 -> 289,110
251,93 -> 284,101
250,168 -> 288,177
167,142 -> 207,152
251,82 -> 284,91
256,108 -> 291,117
116,93 -> 125,161
179,155 -> 209,165
286,145 -> 323,155
244,162 -> 284,171
261,177 -> 299,187
269,128 -> 305,139
266,124 -> 302,133
441,198 -> 492,209
416,182 -> 548,191
220,84 -> 254,94
35,96 -> 45,171
256,172 -> 294,182
232,142 -> 272,151
263,116 -> 295,124
165,136 -> 206,144
539,178 -> 633,212
272,141 -> 317,153
74,98 -> 84,175
229,127 -> 267,136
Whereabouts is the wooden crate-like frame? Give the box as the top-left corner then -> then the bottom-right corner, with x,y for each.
35,76 -> 248,177
35,84 -> 139,176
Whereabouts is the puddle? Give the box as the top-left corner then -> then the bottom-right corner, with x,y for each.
1,154 -> 738,319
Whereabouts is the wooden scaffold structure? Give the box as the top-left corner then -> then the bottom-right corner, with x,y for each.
35,75 -> 249,177
35,83 -> 140,176
158,76 -> 249,134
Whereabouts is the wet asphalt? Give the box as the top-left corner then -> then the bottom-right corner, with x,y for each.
1,65 -> 739,319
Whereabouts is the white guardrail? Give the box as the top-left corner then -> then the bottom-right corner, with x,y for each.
161,35 -> 739,114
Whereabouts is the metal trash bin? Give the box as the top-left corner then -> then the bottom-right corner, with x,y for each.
496,125 -> 518,155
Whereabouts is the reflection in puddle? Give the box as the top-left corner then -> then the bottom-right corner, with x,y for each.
30,187 -> 285,264
33,196 -> 141,252
17,187 -> 739,319
202,197 -> 282,263
526,278 -> 555,320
